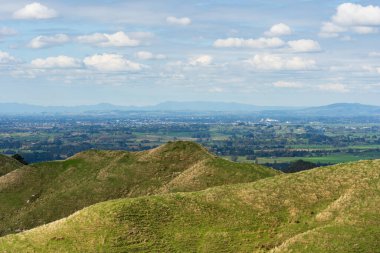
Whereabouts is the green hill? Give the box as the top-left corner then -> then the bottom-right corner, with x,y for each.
0,154 -> 23,177
0,159 -> 378,252
0,141 -> 279,236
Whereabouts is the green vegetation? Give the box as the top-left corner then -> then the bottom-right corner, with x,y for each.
2,115 -> 380,167
0,141 -> 278,236
256,153 -> 379,164
0,159 -> 379,252
283,160 -> 318,173
0,154 -> 23,177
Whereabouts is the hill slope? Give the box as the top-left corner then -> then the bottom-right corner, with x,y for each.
0,154 -> 23,177
0,141 -> 278,236
0,159 -> 378,252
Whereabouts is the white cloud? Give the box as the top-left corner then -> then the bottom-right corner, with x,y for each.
77,31 -> 140,47
28,34 -> 70,49
318,83 -> 349,93
351,26 -> 378,34
189,55 -> 213,66
321,3 -> 380,37
129,32 -> 154,39
362,65 -> 380,75
332,3 -> 380,26
135,51 -> 166,60
319,22 -> 347,38
247,54 -> 316,71
287,39 -> 321,52
273,81 -> 303,88
0,51 -> 16,64
83,53 -> 142,72
13,2 -> 57,20
31,56 -> 79,68
0,27 -> 17,37
208,87 -> 224,93
166,16 -> 191,26
264,23 -> 292,37
369,52 -> 380,57
213,37 -> 284,49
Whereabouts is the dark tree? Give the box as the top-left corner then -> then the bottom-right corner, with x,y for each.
12,154 -> 28,165
284,160 -> 318,173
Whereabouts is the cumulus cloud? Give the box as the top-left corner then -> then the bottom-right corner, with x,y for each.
166,16 -> 191,25
287,39 -> 321,52
135,51 -> 166,60
318,83 -> 349,93
31,56 -> 79,68
189,55 -> 213,66
264,23 -> 292,37
13,2 -> 57,20
28,34 -> 70,49
77,31 -> 140,47
213,37 -> 284,49
321,3 -> 380,37
83,53 -> 142,72
273,81 -> 303,88
351,26 -> 378,34
0,51 -> 16,64
247,54 -> 316,71
319,22 -> 347,38
332,3 -> 380,26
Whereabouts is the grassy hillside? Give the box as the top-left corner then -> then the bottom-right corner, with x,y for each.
0,159 -> 378,252
0,141 -> 279,236
0,154 -> 23,177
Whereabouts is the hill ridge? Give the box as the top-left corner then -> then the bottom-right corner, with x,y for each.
1,159 -> 378,252
0,154 -> 23,177
0,141 -> 279,236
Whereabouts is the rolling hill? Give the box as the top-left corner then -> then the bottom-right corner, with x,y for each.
0,154 -> 23,177
0,159 -> 378,252
297,103 -> 380,117
0,141 -> 279,236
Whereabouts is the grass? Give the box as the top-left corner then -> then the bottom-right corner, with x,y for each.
0,141 -> 279,236
0,154 -> 23,177
0,159 -> 379,252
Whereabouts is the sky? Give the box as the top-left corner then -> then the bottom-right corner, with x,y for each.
0,0 -> 380,106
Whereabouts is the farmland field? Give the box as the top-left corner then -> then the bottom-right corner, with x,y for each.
1,113 -> 380,172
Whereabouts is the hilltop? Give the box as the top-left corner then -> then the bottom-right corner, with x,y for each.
0,159 -> 378,252
0,141 -> 278,236
0,154 -> 23,177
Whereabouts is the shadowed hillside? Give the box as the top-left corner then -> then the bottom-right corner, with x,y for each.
0,154 -> 23,177
0,141 -> 279,236
1,159 -> 378,252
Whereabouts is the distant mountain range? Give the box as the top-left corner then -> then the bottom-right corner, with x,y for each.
0,101 -> 379,116
0,101 -> 297,114
297,103 -> 380,116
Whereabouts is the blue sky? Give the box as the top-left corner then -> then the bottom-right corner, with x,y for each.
0,0 -> 380,106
